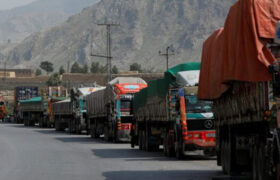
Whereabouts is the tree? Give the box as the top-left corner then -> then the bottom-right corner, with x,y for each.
112,65 -> 119,74
59,66 -> 65,75
71,62 -> 81,73
35,69 -> 42,76
40,61 -> 54,75
90,62 -> 107,74
47,73 -> 61,86
82,64 -> 88,74
130,63 -> 142,72
90,62 -> 100,73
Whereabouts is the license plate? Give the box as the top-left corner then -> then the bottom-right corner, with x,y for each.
206,133 -> 216,138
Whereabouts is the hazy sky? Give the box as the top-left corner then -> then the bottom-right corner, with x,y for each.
0,0 -> 35,10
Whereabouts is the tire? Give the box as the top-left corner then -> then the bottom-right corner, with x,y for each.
221,141 -> 227,174
252,145 -> 258,180
139,130 -> 143,150
91,126 -> 99,138
175,141 -> 184,160
257,145 -> 269,180
55,121 -> 62,131
104,127 -> 110,142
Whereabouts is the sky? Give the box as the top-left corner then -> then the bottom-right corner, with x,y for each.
0,0 -> 35,10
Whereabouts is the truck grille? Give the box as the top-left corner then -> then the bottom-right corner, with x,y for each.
187,119 -> 215,131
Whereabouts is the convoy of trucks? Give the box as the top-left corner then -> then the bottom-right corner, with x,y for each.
7,0 -> 280,178
86,77 -> 147,142
198,0 -> 280,179
131,63 -> 215,158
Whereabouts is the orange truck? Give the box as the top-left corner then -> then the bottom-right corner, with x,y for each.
198,0 -> 280,179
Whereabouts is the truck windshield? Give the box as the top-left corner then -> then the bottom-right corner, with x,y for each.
185,95 -> 212,113
121,100 -> 132,110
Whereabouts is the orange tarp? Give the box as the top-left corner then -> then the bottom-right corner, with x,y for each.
198,0 -> 280,100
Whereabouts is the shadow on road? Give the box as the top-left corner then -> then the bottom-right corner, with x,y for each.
92,148 -> 215,162
55,137 -> 106,144
103,170 -> 222,180
5,124 -> 38,129
35,129 -> 67,135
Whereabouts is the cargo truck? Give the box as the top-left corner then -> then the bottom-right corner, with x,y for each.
20,96 -> 45,126
0,96 -> 6,120
198,0 -> 280,179
69,87 -> 105,134
41,97 -> 67,128
14,86 -> 38,123
52,99 -> 73,131
86,77 -> 147,142
131,63 -> 215,159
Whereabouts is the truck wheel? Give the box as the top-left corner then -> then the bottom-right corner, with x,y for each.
221,141 -> 227,174
257,145 -> 269,180
104,127 -> 110,142
24,119 -> 28,126
139,130 -> 143,150
175,141 -> 184,160
55,121 -> 61,131
91,127 -> 99,138
142,131 -> 146,151
252,145 -> 258,180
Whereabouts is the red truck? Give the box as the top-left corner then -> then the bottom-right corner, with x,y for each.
198,0 -> 280,179
0,96 -> 6,120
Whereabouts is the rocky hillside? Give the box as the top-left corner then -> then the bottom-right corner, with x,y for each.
6,0 -> 236,71
0,0 -> 98,43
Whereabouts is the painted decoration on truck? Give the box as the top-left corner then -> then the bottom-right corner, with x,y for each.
78,87 -> 106,96
115,84 -> 147,94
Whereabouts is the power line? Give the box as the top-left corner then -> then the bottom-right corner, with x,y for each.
91,23 -> 120,83
159,46 -> 175,70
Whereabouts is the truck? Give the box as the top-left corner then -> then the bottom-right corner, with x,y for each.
20,96 -> 45,126
86,77 -> 147,142
0,96 -> 6,120
40,86 -> 68,128
14,86 -> 38,123
52,99 -> 73,131
198,0 -> 280,179
42,97 -> 67,128
131,63 -> 215,159
69,87 -> 105,134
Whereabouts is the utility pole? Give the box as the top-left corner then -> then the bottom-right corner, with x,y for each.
91,23 -> 120,83
67,61 -> 70,73
159,46 -> 175,70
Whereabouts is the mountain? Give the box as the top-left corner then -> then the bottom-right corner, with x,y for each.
0,0 -> 99,43
6,0 -> 236,71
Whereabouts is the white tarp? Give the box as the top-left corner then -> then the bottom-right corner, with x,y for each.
176,70 -> 200,86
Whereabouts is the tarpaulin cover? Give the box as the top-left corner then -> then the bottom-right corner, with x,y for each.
20,96 -> 42,104
134,63 -> 200,111
198,0 -> 280,100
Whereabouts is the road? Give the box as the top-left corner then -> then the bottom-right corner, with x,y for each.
0,124 -> 221,180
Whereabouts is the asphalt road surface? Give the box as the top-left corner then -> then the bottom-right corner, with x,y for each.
0,124 -> 221,180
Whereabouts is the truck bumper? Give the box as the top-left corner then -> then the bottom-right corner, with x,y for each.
117,123 -> 132,142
